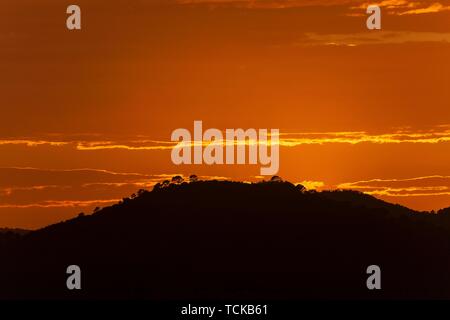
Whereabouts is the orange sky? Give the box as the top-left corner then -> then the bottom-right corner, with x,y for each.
1,0 -> 450,228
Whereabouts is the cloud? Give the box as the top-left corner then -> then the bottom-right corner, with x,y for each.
297,180 -> 325,190
0,167 -> 153,188
280,128 -> 450,145
1,126 -> 450,152
302,31 -> 450,46
75,140 -> 174,151
337,175 -> 450,197
177,0 -> 450,15
0,168 -> 229,209
399,2 -> 450,15
0,199 -> 120,209
355,1 -> 450,15
177,0 -> 360,9
0,139 -> 68,147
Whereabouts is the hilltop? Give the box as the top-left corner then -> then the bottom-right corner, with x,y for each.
1,179 -> 450,299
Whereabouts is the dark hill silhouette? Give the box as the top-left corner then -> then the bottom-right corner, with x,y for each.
0,228 -> 30,235
1,180 -> 450,300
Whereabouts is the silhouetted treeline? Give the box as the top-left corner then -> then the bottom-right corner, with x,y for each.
0,180 -> 450,300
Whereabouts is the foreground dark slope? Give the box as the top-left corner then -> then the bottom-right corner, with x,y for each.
1,180 -> 450,299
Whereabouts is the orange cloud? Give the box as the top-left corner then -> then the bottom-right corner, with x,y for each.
0,199 -> 120,209
0,139 -> 68,147
353,0 -> 450,15
280,130 -> 450,145
177,0 -> 360,8
178,0 -> 450,15
1,127 -> 450,151
337,175 -> 450,197
0,168 -> 230,211
302,31 -> 450,46
297,180 -> 325,190
399,2 -> 450,15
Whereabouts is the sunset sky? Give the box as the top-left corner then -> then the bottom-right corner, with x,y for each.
1,0 -> 450,228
